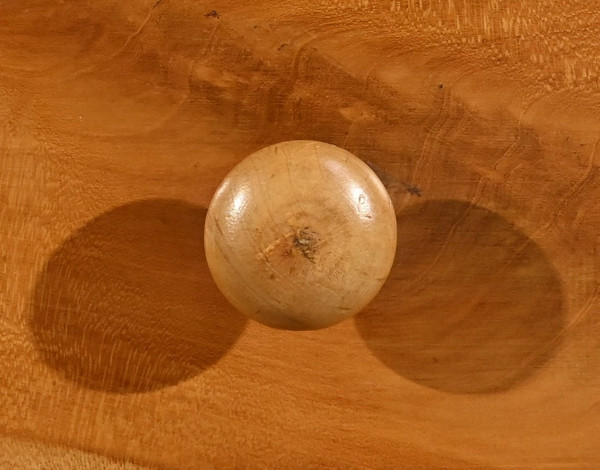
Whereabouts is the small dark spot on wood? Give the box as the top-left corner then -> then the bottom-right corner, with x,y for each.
438,83 -> 444,89
270,273 -> 276,280
277,43 -> 289,51
366,160 -> 422,197
205,10 -> 220,18
405,184 -> 423,197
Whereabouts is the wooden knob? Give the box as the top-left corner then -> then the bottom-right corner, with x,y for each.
204,140 -> 397,330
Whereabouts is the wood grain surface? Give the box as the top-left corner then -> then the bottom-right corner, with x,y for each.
2,0 -> 600,468
204,140 -> 397,330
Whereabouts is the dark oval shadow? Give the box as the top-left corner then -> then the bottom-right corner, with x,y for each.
355,199 -> 565,394
31,199 -> 247,393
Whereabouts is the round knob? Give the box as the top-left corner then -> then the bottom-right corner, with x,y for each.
204,140 -> 397,330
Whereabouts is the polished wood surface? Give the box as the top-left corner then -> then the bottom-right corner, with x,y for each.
2,0 -> 600,468
205,140 -> 397,330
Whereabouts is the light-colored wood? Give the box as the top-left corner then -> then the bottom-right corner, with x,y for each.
0,435 -> 215,469
2,0 -> 600,468
205,140 -> 396,330
0,435 -> 153,470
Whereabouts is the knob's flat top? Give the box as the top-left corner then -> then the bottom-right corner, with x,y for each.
205,140 -> 397,330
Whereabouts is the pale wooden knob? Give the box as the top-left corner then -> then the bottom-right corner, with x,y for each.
204,140 -> 397,330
